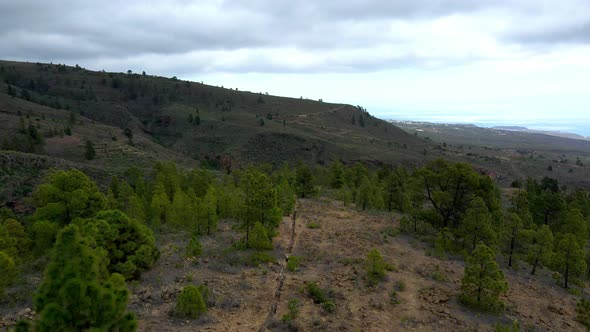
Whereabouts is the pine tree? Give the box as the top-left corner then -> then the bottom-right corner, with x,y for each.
77,210 -> 159,280
84,139 -> 96,160
560,209 -> 588,248
249,222 -> 272,250
524,225 -> 553,275
175,285 -> 207,318
33,225 -> 137,331
33,169 -> 106,225
295,163 -> 314,198
460,198 -> 496,250
202,187 -> 218,235
186,235 -> 203,258
169,190 -> 193,229
365,248 -> 386,285
460,244 -> 508,312
502,213 -> 523,267
328,161 -> 345,189
552,233 -> 586,288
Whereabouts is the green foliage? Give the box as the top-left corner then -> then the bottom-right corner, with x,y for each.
460,244 -> 508,313
249,222 -> 272,250
0,251 -> 16,296
169,189 -> 193,229
576,298 -> 590,330
494,320 -> 520,332
328,161 -> 345,189
523,225 -> 553,275
186,235 -> 203,258
175,285 -> 207,319
365,248 -> 386,285
434,227 -> 453,258
459,197 -> 496,251
355,176 -> 384,211
30,220 -> 59,255
501,213 -> 524,267
77,210 -> 159,280
33,169 -> 106,226
307,220 -> 320,229
241,168 -> 282,247
282,298 -> 300,323
305,282 -> 328,304
34,225 -> 137,331
295,163 -> 315,198
0,218 -> 29,256
84,139 -> 96,160
416,159 -> 499,229
287,255 -> 300,272
13,320 -> 32,332
382,167 -> 411,212
552,233 -> 586,288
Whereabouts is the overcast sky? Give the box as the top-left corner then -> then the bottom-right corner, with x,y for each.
1,0 -> 590,134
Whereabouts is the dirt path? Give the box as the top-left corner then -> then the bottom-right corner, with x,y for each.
258,208 -> 298,331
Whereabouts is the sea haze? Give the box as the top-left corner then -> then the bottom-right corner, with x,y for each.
382,113 -> 590,137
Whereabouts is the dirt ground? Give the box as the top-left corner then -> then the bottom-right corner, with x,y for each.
0,198 -> 585,331
126,197 -> 584,331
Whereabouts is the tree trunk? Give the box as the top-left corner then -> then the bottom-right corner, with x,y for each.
564,262 -> 570,288
508,235 -> 515,267
531,252 -> 539,275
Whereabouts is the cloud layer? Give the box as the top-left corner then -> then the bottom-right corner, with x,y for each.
1,0 -> 589,75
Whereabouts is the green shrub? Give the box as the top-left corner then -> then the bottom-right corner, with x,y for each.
14,320 -> 32,332
365,248 -> 386,285
287,256 -> 300,272
186,235 -> 203,258
282,298 -> 300,323
249,222 -> 272,250
494,319 -> 520,332
0,251 -> 16,296
576,298 -> 590,330
30,220 -> 59,255
307,220 -> 320,229
306,282 -> 327,304
321,301 -> 336,314
175,285 -> 207,319
394,280 -> 406,292
248,251 -> 276,266
390,289 -> 400,305
77,210 -> 160,280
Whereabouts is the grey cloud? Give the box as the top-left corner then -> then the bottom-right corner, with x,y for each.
0,0 -> 589,74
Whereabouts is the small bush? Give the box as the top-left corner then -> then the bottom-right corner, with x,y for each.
282,298 -> 300,323
494,319 -> 520,332
248,251 -> 276,266
307,221 -> 320,229
394,280 -> 406,292
306,282 -> 327,304
365,248 -> 386,286
249,222 -> 272,250
186,235 -> 203,258
321,301 -> 336,314
175,285 -> 207,319
390,289 -> 400,304
304,282 -> 336,314
287,256 -> 300,272
431,266 -> 449,282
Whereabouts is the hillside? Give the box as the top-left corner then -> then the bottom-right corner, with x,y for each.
392,120 -> 590,188
0,60 -> 425,169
